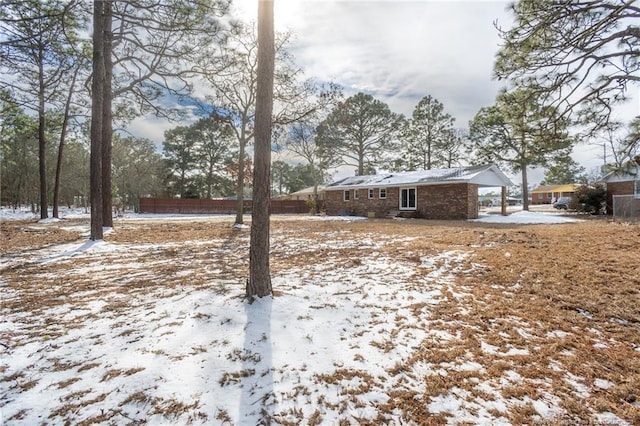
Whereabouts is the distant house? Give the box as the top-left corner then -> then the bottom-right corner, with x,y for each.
478,195 -> 521,207
603,162 -> 640,216
530,184 -> 578,204
323,164 -> 513,220
478,195 -> 501,207
287,186 -> 325,201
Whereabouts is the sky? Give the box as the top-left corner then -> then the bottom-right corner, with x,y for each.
130,0 -> 511,148
232,0 -> 511,125
129,0 -> 639,186
129,1 -> 506,141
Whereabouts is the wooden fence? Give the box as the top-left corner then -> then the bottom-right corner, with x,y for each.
138,198 -> 309,215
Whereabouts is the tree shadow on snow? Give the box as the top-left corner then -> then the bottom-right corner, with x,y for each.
239,296 -> 273,423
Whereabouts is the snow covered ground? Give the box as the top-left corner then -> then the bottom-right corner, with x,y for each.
0,205 -> 580,225
473,210 -> 581,224
1,209 -> 635,425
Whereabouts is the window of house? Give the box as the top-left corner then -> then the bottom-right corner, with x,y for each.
400,187 -> 417,210
537,193 -> 543,200
379,188 -> 387,199
354,189 -> 360,200
635,180 -> 640,198
547,192 -> 552,198
343,190 -> 350,201
368,188 -> 374,199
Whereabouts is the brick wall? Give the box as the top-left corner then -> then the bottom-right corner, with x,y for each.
467,184 -> 480,219
532,191 -> 575,205
531,192 -> 551,205
324,183 -> 479,220
415,183 -> 478,220
606,181 -> 635,214
532,192 -> 557,204
324,187 -> 399,217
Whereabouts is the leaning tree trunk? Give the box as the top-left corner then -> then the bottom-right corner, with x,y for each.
246,0 -> 275,300
101,0 -> 113,227
90,0 -> 105,240
53,67 -> 80,218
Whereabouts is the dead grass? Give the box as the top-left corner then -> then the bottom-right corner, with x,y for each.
0,219 -> 84,255
2,215 -> 639,424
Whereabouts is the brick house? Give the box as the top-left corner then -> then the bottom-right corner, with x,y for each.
530,184 -> 578,205
323,164 -> 513,220
603,163 -> 640,216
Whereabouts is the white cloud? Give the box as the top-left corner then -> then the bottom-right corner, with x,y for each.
279,0 -> 511,124
125,116 -> 179,151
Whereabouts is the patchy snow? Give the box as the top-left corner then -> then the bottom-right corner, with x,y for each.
1,237 -> 474,424
596,412 -> 630,425
0,212 -> 634,425
2,206 -> 581,226
481,342 -> 530,357
0,206 -> 90,221
594,378 -> 615,390
565,372 -> 591,398
473,210 -> 581,224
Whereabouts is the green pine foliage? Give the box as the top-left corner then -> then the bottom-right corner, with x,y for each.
573,183 -> 606,215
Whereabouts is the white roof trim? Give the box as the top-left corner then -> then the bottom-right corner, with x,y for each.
326,164 -> 514,190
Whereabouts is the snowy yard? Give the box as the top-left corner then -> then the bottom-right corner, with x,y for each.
1,211 -> 639,425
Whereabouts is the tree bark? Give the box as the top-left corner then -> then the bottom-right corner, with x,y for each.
521,163 -> 529,211
38,46 -> 48,220
53,67 -> 80,218
235,135 -> 246,225
101,0 -> 113,227
247,0 -> 275,301
90,0 -> 105,240
313,182 -> 319,214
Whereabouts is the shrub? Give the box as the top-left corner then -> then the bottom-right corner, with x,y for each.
573,183 -> 606,214
305,197 -> 317,214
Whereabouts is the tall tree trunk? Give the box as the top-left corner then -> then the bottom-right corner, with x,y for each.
53,67 -> 80,218
38,47 -> 48,220
520,130 -> 530,212
312,162 -> 320,214
247,0 -> 275,300
521,163 -> 529,211
101,0 -> 113,227
90,0 -> 105,240
313,183 -> 319,214
206,163 -> 213,198
235,135 -> 246,225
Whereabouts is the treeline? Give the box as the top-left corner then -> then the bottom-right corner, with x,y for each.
0,98 -> 165,211
4,79 -> 638,214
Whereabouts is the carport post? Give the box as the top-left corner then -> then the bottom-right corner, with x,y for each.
501,186 -> 507,216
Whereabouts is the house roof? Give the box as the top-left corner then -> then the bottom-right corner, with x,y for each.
603,165 -> 640,183
289,186 -> 325,196
326,164 -> 514,190
530,184 -> 578,193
